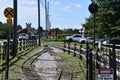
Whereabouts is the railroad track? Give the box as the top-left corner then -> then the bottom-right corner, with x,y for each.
22,45 -> 74,80
44,42 -> 120,78
21,42 -> 120,79
21,47 -> 47,80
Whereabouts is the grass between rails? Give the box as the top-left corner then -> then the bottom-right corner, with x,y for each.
57,52 -> 86,80
0,46 -> 42,79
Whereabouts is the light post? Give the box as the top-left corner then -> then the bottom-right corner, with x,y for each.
88,1 -> 98,49
88,1 -> 98,80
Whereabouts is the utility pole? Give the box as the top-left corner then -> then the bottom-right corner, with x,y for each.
47,2 -> 50,31
38,0 -> 41,46
13,0 -> 17,56
47,2 -> 51,38
47,2 -> 50,30
45,0 -> 48,38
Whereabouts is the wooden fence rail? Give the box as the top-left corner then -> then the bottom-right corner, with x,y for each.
63,42 -> 120,80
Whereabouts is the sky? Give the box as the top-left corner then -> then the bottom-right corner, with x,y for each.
0,0 -> 91,30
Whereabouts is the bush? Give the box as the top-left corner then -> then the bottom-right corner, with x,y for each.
0,33 -> 8,39
41,37 -> 50,42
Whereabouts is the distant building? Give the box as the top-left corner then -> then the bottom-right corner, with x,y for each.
17,23 -> 37,39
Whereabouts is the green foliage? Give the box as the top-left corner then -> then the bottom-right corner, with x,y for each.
62,28 -> 79,34
0,23 -> 9,39
41,37 -> 51,42
83,0 -> 120,39
0,22 -> 23,39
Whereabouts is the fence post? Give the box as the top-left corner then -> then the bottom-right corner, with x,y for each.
96,48 -> 100,69
9,41 -> 13,56
109,49 -> 112,68
26,40 -> 28,49
86,41 -> 89,80
3,42 -> 7,60
112,43 -> 116,80
28,40 -> 30,48
5,33 -> 10,80
23,40 -> 25,50
68,42 -> 70,54
89,49 -> 93,80
74,43 -> 76,56
63,41 -> 66,52
31,40 -> 33,47
79,45 -> 82,59
30,40 -> 32,47
19,40 -> 22,51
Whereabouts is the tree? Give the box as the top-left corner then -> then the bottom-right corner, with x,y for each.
96,0 -> 120,38
83,0 -> 120,39
82,16 -> 94,37
0,21 -> 2,24
17,25 -> 22,30
0,22 -> 23,39
73,29 -> 80,34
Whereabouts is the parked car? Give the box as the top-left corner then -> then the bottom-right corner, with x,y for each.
102,39 -> 120,45
77,37 -> 90,43
102,40 -> 110,45
65,34 -> 81,42
31,35 -> 37,40
92,38 -> 107,44
110,39 -> 120,44
18,33 -> 28,40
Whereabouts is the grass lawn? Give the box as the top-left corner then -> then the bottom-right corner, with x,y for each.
57,52 -> 86,80
0,46 -> 41,79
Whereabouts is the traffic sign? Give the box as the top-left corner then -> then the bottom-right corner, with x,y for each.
7,19 -> 12,25
4,7 -> 14,18
98,69 -> 113,80
49,29 -> 57,37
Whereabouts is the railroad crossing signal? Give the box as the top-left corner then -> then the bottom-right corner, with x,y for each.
7,18 -> 12,25
4,7 -> 14,24
4,7 -> 14,19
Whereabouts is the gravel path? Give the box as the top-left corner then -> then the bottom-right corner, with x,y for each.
33,51 -> 60,80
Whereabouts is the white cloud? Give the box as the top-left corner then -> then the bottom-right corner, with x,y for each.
0,0 -> 46,28
54,2 -> 61,5
18,0 -> 37,7
17,0 -> 45,28
0,0 -> 90,29
0,1 -> 13,23
18,6 -> 37,19
51,1 -> 61,5
74,3 -> 82,8
64,6 -> 71,11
